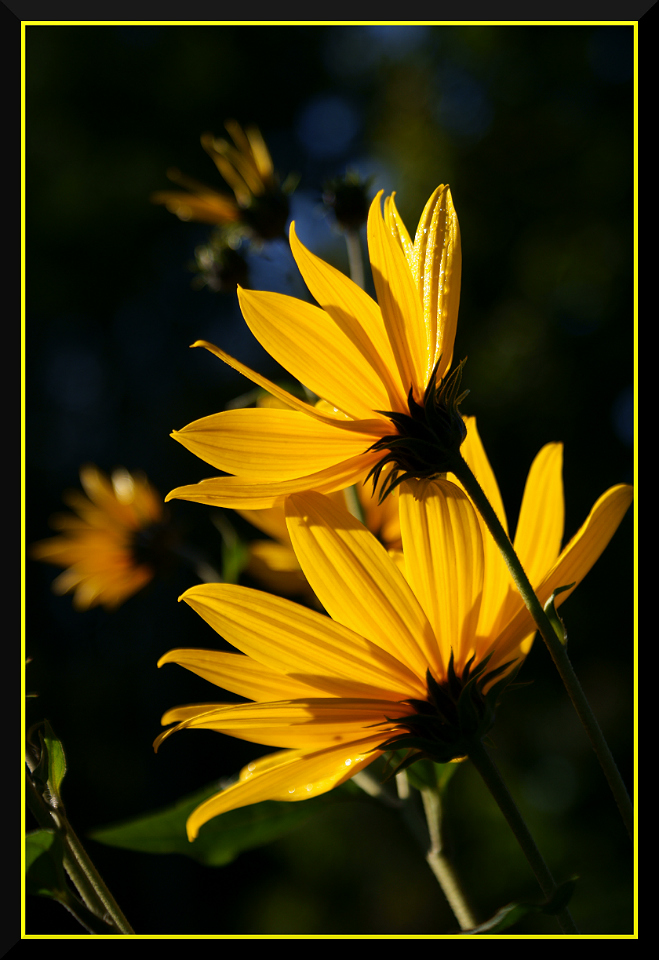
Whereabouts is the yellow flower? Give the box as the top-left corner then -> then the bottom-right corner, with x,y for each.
156,423 -> 632,840
152,120 -> 292,240
31,465 -> 166,611
166,184 -> 462,510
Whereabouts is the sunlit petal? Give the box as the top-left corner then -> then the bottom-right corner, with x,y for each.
165,449 -> 383,509
158,648 -> 323,701
180,582 -> 426,700
368,191 -> 427,399
399,479 -> 483,675
514,443 -> 565,589
286,491 -> 435,681
412,185 -> 461,378
171,408 -> 383,480
186,736 -> 386,838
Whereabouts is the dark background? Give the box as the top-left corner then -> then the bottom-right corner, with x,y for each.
25,23 -> 634,935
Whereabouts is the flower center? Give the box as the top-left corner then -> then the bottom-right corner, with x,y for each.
366,359 -> 470,502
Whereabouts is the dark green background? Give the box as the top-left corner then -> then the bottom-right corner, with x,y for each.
25,24 -> 634,935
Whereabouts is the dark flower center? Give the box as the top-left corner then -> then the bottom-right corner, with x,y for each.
366,359 -> 470,502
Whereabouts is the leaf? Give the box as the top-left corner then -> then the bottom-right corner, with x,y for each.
464,878 -> 578,934
26,720 -> 67,809
25,829 -> 68,899
89,778 -> 360,867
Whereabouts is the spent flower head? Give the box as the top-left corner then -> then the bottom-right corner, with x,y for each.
152,120 -> 295,242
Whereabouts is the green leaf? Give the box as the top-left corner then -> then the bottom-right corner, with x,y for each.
89,778 -> 359,867
26,720 -> 67,809
543,583 -> 575,646
405,758 -> 460,793
464,878 -> 578,934
25,829 -> 68,899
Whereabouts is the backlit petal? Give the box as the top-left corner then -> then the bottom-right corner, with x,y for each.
412,185 -> 461,378
486,483 -> 633,666
158,698 -> 412,751
286,491 -> 435,681
158,648 -> 323,701
514,443 -> 565,589
368,191 -> 428,400
165,450 -> 383,509
289,223 -> 406,413
399,479 -> 484,676
171,408 -> 382,480
186,736 -> 386,838
238,288 -> 392,421
180,582 -> 425,700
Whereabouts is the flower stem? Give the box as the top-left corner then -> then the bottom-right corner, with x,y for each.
450,452 -> 633,839
345,229 -> 365,290
466,739 -> 578,934
420,787 -> 478,931
26,770 -> 135,935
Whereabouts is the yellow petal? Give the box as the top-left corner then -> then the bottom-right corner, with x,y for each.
158,648 -> 323,701
190,339 -> 350,424
513,443 -> 565,590
186,735 -> 386,838
180,582 -> 425,700
171,407 -> 382,480
537,483 -> 633,609
289,223 -> 407,413
237,287 -> 393,421
451,417 -> 514,639
158,697 -> 412,750
399,479 -> 484,677
165,450 -> 383,509
487,483 -> 633,667
286,491 -> 435,683
367,191 -> 428,400
412,185 -> 461,379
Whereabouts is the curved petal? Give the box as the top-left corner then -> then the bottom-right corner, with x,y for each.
513,443 -> 565,589
186,736 -> 386,838
238,288 -> 392,421
171,408 -> 383,480
289,223 -> 406,413
190,340 -> 350,424
367,191 -> 428,400
157,697 -> 412,750
399,479 -> 483,677
180,582 -> 426,700
158,648 -> 323,701
165,449 -> 383,509
486,483 -> 633,666
286,491 -> 435,682
451,417 -> 513,638
412,185 -> 461,379
537,483 -> 633,609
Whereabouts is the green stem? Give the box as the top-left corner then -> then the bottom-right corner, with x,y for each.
467,739 -> 578,934
450,452 -> 633,840
420,788 -> 478,931
345,229 -> 365,290
26,771 -> 135,935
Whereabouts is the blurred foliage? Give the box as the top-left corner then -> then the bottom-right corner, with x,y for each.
25,24 -> 633,935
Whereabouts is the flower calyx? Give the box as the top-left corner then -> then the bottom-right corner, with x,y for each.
379,651 -> 520,771
366,359 -> 470,502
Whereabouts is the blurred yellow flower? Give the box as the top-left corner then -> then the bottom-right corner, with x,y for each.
157,424 -> 632,839
152,120 -> 293,240
31,465 -> 166,611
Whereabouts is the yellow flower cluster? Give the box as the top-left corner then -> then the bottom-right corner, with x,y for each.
155,184 -> 632,839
